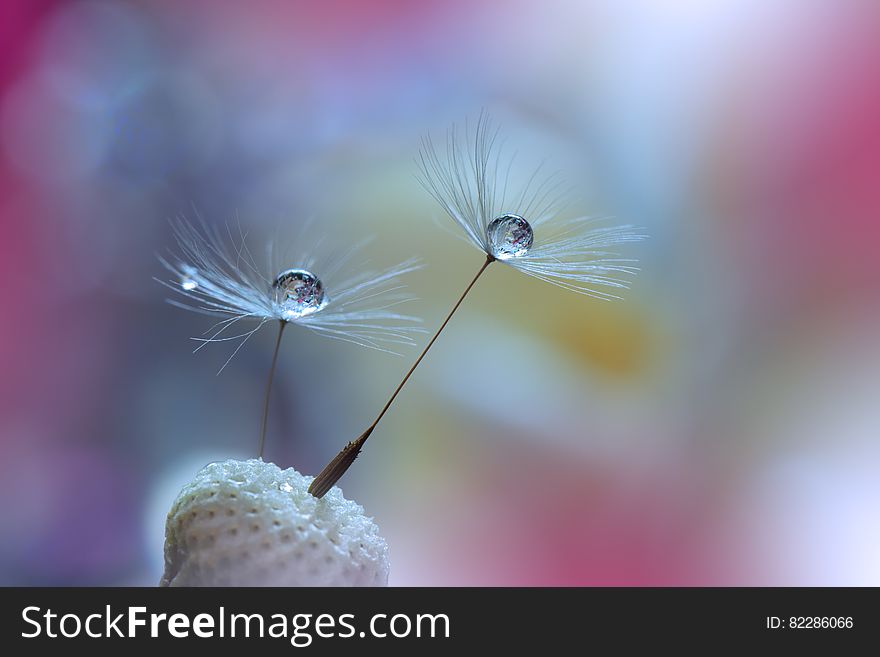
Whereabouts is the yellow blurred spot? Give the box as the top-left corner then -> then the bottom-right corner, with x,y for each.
549,302 -> 653,378
475,269 -> 656,379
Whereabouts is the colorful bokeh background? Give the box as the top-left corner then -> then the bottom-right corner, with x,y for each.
1,0 -> 878,586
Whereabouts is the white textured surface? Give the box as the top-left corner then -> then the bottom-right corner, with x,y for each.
161,459 -> 389,587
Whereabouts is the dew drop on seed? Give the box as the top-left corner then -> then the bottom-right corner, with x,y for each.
180,265 -> 199,291
487,214 -> 533,259
272,269 -> 328,319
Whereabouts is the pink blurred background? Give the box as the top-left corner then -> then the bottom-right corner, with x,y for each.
1,0 -> 878,585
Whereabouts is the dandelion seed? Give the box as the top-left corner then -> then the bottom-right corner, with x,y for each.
415,111 -> 646,300
309,113 -> 646,498
159,216 -> 423,356
157,214 -> 424,458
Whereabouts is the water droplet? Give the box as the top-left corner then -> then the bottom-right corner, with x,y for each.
180,265 -> 199,291
487,214 -> 533,259
272,268 -> 328,319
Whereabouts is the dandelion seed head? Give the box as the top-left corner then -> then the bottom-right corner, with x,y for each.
487,213 -> 534,259
417,112 -> 647,300
157,214 -> 425,369
161,459 -> 389,586
272,268 -> 328,319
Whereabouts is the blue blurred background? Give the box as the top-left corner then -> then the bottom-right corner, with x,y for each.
1,0 -> 878,585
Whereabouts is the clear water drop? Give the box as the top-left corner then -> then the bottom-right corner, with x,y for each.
487,214 -> 534,259
272,268 -> 328,320
180,265 -> 199,291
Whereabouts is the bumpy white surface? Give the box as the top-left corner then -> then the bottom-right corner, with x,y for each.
161,459 -> 389,587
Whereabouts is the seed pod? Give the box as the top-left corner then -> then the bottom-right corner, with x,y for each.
161,459 -> 389,586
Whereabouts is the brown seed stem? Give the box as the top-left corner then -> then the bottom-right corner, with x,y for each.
309,254 -> 494,497
259,320 -> 286,459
